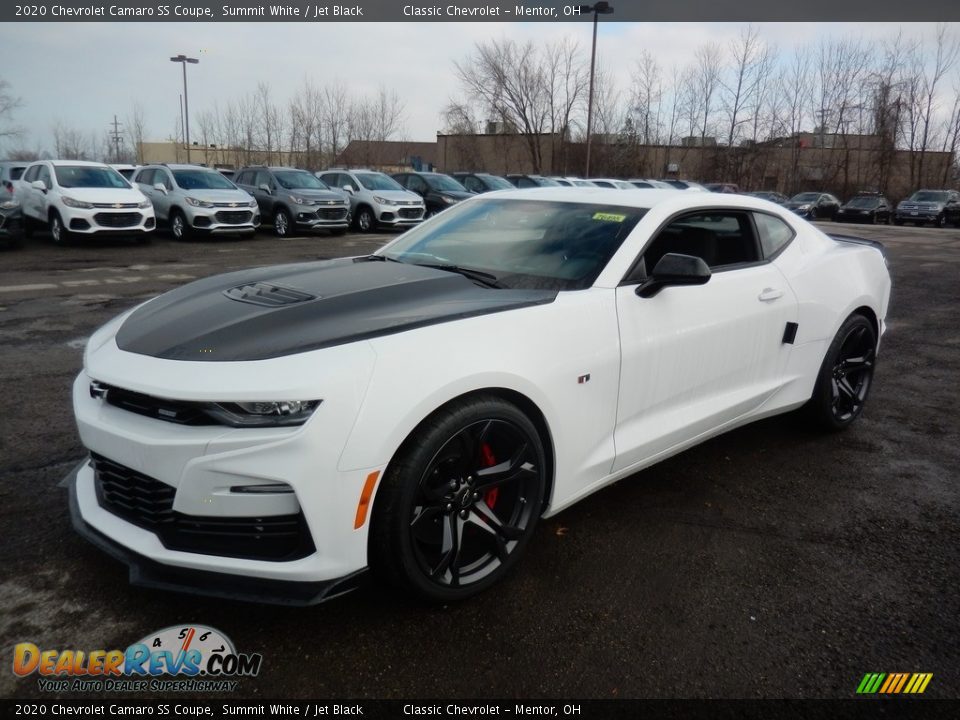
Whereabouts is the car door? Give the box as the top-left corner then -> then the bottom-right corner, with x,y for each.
135,168 -> 156,207
251,170 -> 276,218
151,168 -> 174,221
20,165 -> 42,220
612,209 -> 799,472
35,165 -> 54,220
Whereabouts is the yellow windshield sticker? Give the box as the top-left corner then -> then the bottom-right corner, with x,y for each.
593,212 -> 626,222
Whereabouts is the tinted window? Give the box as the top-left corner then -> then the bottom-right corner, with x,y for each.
463,176 -> 482,193
753,212 -> 795,258
136,168 -> 154,185
908,191 -> 948,202
55,165 -> 128,189
642,211 -> 761,272
482,175 -> 513,190
9,166 -> 26,180
234,171 -> 250,185
23,166 -> 39,182
381,198 -> 646,290
847,196 -> 878,208
425,174 -> 467,192
172,169 -> 236,190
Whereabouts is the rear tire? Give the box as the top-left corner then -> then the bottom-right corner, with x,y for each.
806,314 -> 878,432
369,395 -> 546,603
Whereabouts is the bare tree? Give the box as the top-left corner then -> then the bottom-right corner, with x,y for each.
322,82 -> 351,165
52,120 -> 96,160
453,38 -> 551,172
0,78 -> 22,146
124,102 -> 148,164
916,24 -> 959,185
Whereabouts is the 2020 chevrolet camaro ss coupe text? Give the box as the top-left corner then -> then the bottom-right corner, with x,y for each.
66,189 -> 891,604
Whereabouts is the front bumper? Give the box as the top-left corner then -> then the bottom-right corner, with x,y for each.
292,205 -> 350,231
61,206 -> 156,235
895,210 -> 940,222
374,204 -> 425,227
64,459 -> 368,605
186,206 -> 260,234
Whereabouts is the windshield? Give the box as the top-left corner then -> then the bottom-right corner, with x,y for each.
172,169 -> 237,190
482,175 -> 514,190
791,192 -> 820,202
533,177 -> 561,187
425,174 -> 468,192
909,191 -> 948,202
356,173 -> 404,191
274,170 -> 328,190
380,198 -> 646,291
54,166 -> 130,189
847,196 -> 879,208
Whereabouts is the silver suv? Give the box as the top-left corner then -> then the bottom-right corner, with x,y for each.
133,164 -> 260,240
316,169 -> 424,233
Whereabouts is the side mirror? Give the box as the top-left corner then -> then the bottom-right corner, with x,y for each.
258,183 -> 272,194
636,253 -> 712,298
31,180 -> 47,192
341,185 -> 354,194
153,183 -> 168,194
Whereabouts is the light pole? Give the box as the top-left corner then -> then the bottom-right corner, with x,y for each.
170,54 -> 199,163
579,2 -> 613,178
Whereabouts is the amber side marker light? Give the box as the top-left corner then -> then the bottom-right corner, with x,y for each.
354,471 -> 381,529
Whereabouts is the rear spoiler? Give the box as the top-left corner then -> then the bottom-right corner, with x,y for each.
827,233 -> 886,256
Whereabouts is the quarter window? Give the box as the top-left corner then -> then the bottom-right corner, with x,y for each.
753,212 -> 795,258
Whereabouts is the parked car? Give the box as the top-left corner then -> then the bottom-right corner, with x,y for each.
1,160 -> 28,196
316,169 -> 425,233
836,193 -> 892,225
392,171 -> 474,218
66,189 -> 891,605
784,192 -> 841,220
0,194 -> 22,247
893,189 -> 960,228
19,160 -> 155,244
704,183 -> 740,194
236,166 -> 350,237
628,178 -> 674,189
109,164 -> 139,181
657,179 -> 710,192
747,190 -> 789,205
133,164 -> 259,240
451,172 -> 514,193
505,174 -> 562,188
548,177 -> 596,187
588,178 -> 636,189
217,168 -> 236,182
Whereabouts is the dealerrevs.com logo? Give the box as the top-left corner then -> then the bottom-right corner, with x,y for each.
13,625 -> 262,693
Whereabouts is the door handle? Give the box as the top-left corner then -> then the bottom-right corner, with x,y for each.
758,287 -> 783,302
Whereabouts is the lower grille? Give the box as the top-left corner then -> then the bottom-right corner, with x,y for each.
92,454 -> 315,562
399,208 -> 423,219
317,208 -> 348,221
215,210 -> 253,225
94,212 -> 142,228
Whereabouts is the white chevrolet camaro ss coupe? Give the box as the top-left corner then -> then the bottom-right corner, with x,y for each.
66,188 -> 891,604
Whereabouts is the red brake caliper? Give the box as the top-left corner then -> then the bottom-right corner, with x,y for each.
480,443 -> 499,509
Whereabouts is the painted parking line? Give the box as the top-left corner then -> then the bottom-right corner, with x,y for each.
0,274 -> 197,293
0,283 -> 59,293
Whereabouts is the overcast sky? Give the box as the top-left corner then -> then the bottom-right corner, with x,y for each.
0,22 -> 952,153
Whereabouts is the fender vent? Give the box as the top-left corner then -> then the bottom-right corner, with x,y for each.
223,281 -> 316,307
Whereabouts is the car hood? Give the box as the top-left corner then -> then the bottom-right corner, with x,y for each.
59,187 -> 146,203
365,189 -> 423,203
179,189 -> 253,203
437,190 -> 474,201
283,189 -> 348,204
115,258 -> 557,361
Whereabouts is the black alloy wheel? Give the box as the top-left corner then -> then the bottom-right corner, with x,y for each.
370,396 -> 546,602
808,314 -> 877,431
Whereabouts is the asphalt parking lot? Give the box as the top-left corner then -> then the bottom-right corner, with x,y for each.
1,221 -> 959,700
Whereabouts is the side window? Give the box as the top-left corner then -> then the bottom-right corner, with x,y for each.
408,176 -> 427,193
341,174 -> 358,192
39,166 -> 52,187
464,177 -> 481,193
234,171 -> 248,185
517,177 -> 534,188
137,168 -> 154,185
753,212 -> 795,259
393,174 -> 408,188
253,170 -> 271,188
641,211 -> 761,273
23,165 -> 38,182
158,170 -> 173,190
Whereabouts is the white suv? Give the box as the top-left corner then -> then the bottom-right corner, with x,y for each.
133,164 -> 259,240
316,169 -> 424,233
19,160 -> 155,243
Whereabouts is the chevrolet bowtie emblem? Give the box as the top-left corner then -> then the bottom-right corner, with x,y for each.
114,203 -> 122,208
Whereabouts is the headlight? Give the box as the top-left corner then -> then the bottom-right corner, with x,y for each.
248,198 -> 258,208
288,195 -> 309,205
184,197 -> 214,208
0,199 -> 19,210
62,196 -> 93,209
372,196 -> 393,205
441,195 -> 458,205
205,400 -> 322,428
797,204 -> 811,211
138,198 -> 152,209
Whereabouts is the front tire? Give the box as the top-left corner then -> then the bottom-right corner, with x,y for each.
170,209 -> 191,241
369,396 -> 547,602
807,314 -> 878,432
49,211 -> 70,245
354,207 -> 375,233
273,208 -> 292,237
935,213 -> 946,228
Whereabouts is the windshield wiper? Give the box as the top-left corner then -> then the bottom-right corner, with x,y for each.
412,262 -> 505,289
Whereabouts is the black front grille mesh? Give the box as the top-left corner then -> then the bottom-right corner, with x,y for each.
94,212 -> 142,228
92,454 -> 315,562
215,210 -> 253,224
